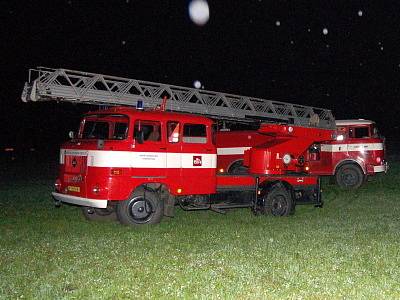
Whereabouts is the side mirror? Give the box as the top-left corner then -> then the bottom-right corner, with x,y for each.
68,131 -> 75,139
135,130 -> 144,144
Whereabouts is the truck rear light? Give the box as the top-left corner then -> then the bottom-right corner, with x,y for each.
176,188 -> 183,194
54,179 -> 61,192
376,157 -> 381,164
218,168 -> 224,173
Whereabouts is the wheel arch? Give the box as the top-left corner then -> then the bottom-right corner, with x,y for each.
127,182 -> 175,217
334,159 -> 366,175
227,159 -> 245,173
259,179 -> 294,195
127,182 -> 170,199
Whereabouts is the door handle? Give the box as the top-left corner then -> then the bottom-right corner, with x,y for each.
160,147 -> 167,150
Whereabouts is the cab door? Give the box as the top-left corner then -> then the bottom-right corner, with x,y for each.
132,120 -> 167,178
165,120 -> 216,195
165,121 -> 183,191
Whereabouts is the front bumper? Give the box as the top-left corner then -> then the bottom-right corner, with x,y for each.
52,192 -> 108,208
373,161 -> 389,173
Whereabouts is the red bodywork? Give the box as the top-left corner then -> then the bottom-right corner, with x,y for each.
216,120 -> 387,178
55,107 -> 217,207
53,106 -> 331,209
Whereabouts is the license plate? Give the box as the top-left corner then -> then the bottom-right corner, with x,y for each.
67,186 -> 80,192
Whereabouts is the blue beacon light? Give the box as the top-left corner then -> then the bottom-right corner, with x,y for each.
136,100 -> 144,110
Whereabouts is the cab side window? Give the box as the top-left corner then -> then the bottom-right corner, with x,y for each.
183,124 -> 207,144
350,126 -> 369,138
167,121 -> 180,143
134,120 -> 161,142
113,122 -> 128,140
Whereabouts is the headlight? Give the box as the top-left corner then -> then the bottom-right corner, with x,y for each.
283,153 -> 292,164
336,134 -> 344,141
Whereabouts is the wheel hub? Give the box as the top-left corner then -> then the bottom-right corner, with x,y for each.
271,195 -> 287,216
128,198 -> 153,222
342,170 -> 357,186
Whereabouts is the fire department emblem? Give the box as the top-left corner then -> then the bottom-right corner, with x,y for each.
193,156 -> 202,166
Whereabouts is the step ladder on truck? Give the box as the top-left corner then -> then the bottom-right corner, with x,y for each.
22,67 -> 337,226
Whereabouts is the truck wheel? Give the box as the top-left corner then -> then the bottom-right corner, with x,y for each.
228,160 -> 249,174
335,164 -> 364,189
117,188 -> 164,226
81,206 -> 117,221
264,185 -> 293,216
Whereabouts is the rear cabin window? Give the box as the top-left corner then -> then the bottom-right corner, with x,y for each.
134,120 -> 161,142
183,124 -> 207,144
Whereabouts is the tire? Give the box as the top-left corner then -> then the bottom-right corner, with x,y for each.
81,206 -> 117,221
335,164 -> 364,189
117,188 -> 164,226
228,160 -> 249,175
264,184 -> 294,216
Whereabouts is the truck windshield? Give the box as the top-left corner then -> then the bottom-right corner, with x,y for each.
80,114 -> 129,140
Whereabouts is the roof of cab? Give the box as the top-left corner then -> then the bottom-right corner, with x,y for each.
336,119 -> 374,126
85,106 -> 214,124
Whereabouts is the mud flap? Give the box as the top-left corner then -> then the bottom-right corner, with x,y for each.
163,194 -> 175,217
314,177 -> 323,208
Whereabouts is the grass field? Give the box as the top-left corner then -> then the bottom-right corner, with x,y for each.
1,158 -> 399,299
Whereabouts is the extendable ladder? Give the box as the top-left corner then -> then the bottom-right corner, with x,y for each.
21,67 -> 335,129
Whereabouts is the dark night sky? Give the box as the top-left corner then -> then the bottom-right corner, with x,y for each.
1,0 -> 400,150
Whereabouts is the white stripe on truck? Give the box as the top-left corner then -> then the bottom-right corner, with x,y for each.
61,149 -> 216,169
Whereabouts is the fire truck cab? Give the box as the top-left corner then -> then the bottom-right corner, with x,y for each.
306,119 -> 388,189
52,106 -> 331,226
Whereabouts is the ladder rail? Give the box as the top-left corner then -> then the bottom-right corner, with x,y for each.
22,67 -> 336,129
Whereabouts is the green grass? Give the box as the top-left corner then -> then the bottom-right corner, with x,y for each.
1,161 -> 400,299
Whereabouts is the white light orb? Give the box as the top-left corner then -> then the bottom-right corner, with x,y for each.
358,10 -> 363,17
322,28 -> 328,35
193,80 -> 202,89
188,0 -> 210,26
275,20 -> 280,26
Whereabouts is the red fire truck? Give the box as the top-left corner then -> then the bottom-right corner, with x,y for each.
22,67 -> 337,226
216,119 -> 388,189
